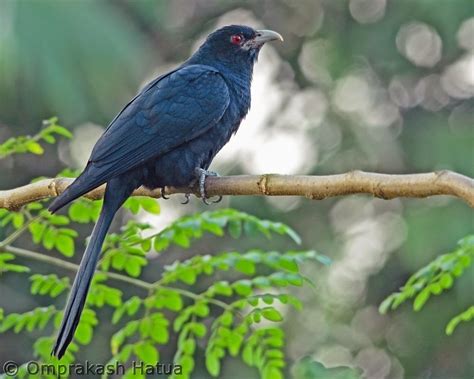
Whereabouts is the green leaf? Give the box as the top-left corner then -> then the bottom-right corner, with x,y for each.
206,351 -> 221,377
235,259 -> 256,275
446,306 -> 474,335
139,317 -> 152,338
194,302 -> 209,317
124,320 -> 139,337
228,331 -> 244,356
282,227 -> 301,245
112,307 -> 126,325
378,296 -> 394,314
278,256 -> 299,272
154,237 -> 169,252
164,292 -> 183,312
138,197 -> 160,214
279,294 -> 303,311
439,273 -> 453,289
49,125 -> 73,138
125,257 -> 145,277
233,280 -> 252,296
178,269 -> 197,285
43,134 -> 56,143
264,366 -> 283,379
150,323 -> 169,344
242,343 -> 254,366
228,220 -> 242,239
69,202 -> 93,223
182,339 -> 196,355
75,322 -> 93,345
29,222 -> 46,243
202,220 -> 224,236
173,230 -> 190,248
1,313 -> 20,332
3,263 -> 30,273
141,239 -> 152,252
42,227 -> 57,250
261,307 -> 283,322
191,322 -> 207,338
26,141 -> 44,155
413,288 -> 430,311
111,252 -> 127,270
173,310 -> 192,332
180,355 -> 195,374
212,281 -> 233,296
262,294 -> 274,305
124,197 -> 140,214
12,213 -> 24,229
127,296 -> 142,316
134,341 -> 158,364
55,234 -> 75,256
220,311 -> 233,327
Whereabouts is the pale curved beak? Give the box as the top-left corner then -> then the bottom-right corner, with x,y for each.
254,29 -> 284,44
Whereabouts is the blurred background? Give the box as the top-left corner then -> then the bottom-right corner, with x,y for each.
0,0 -> 473,378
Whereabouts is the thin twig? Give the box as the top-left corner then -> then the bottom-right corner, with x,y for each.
4,244 -> 232,311
0,215 -> 39,248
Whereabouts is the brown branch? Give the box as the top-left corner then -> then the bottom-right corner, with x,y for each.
0,170 -> 473,210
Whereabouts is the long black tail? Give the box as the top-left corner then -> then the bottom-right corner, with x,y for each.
51,178 -> 132,359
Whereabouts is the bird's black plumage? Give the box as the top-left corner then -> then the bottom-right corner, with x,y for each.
49,25 -> 282,358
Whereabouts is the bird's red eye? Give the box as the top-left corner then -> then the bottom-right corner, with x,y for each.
230,34 -> 243,45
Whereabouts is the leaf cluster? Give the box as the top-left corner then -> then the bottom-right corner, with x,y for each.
0,192 -> 329,379
380,235 -> 473,335
0,117 -> 71,159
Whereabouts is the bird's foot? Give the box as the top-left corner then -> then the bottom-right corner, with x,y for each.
160,187 -> 170,200
194,168 -> 222,205
181,193 -> 191,205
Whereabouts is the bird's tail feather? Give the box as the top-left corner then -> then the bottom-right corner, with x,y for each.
51,180 -> 131,359
49,169 -> 106,214
51,205 -> 113,359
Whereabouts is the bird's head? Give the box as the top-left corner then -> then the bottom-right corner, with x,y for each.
191,25 -> 283,71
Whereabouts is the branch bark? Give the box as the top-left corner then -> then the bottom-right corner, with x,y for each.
0,170 -> 473,209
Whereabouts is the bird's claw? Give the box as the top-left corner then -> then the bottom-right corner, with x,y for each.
202,195 -> 221,205
160,187 -> 170,200
181,193 -> 191,205
194,168 -> 221,205
211,195 -> 223,203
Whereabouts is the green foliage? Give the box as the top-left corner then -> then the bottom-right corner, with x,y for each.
0,161 -> 329,379
103,238 -> 325,379
0,117 -> 71,159
30,274 -> 69,297
68,198 -> 102,224
29,208 -> 78,257
0,252 -> 30,274
445,306 -> 474,335
380,235 -> 473,335
0,306 -> 56,333
123,196 -> 161,215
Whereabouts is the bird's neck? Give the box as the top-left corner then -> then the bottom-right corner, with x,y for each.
185,50 -> 255,117
186,49 -> 256,87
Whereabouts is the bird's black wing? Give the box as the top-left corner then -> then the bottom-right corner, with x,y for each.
49,64 -> 230,212
90,64 -> 230,178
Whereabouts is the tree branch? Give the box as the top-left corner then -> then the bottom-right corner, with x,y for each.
0,170 -> 472,209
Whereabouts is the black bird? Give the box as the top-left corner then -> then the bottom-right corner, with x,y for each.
49,25 -> 283,358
